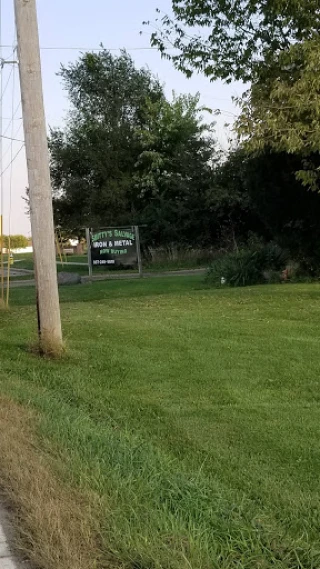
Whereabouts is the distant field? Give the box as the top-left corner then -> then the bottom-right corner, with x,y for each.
13,252 -> 89,273
13,253 -> 138,276
0,277 -> 320,568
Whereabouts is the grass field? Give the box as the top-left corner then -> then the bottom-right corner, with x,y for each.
0,276 -> 320,568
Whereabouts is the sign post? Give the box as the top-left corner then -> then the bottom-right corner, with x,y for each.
85,228 -> 93,279
134,225 -> 143,278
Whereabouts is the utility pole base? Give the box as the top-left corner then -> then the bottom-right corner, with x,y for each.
39,334 -> 65,358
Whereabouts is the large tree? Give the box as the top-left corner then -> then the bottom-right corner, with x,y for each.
211,151 -> 266,250
220,148 -> 320,269
50,50 -> 164,236
50,49 -> 221,249
150,2 -> 320,186
133,93 -> 216,247
150,1 -> 320,82
236,39 -> 320,187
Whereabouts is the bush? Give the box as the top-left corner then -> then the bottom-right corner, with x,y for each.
206,250 -> 262,287
206,244 -> 288,288
260,243 -> 288,272
2,235 -> 29,250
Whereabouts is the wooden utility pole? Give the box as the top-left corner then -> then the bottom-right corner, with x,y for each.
14,0 -> 63,354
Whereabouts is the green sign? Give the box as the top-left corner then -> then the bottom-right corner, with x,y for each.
90,228 -> 137,267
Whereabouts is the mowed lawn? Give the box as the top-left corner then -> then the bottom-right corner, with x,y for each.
0,277 -> 320,569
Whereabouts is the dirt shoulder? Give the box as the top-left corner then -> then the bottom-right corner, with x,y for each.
0,398 -> 108,569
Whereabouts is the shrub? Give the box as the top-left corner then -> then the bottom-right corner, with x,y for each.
206,244 -> 288,288
259,243 -> 288,272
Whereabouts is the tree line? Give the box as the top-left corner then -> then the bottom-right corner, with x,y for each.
47,50 -> 266,254
49,1 -> 320,271
50,50 -> 219,251
1,235 -> 29,250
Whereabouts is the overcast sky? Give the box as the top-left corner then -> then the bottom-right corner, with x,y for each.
1,0 -> 242,236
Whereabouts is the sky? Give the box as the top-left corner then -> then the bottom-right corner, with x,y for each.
0,0 -> 242,236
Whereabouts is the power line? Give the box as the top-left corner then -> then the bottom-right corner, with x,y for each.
1,64 -> 23,165
0,64 -> 13,103
41,46 -> 170,51
1,133 -> 24,142
215,109 -> 238,118
0,44 -> 175,52
2,100 -> 21,137
0,143 -> 24,177
3,48 -> 16,62
2,120 -> 23,162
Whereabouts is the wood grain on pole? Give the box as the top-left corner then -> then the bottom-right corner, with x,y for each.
14,0 -> 63,352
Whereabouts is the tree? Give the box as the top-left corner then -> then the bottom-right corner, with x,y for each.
50,50 -> 164,237
227,148 -> 320,269
149,1 -> 320,83
133,93 -> 217,248
3,235 -> 29,249
50,49 -> 222,250
236,39 -> 320,188
211,151 -> 267,250
150,2 -> 320,186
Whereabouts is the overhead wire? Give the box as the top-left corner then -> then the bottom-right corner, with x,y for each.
1,121 -> 23,161
0,142 -> 24,178
0,64 -> 13,103
3,47 -> 16,61
2,99 -> 21,138
0,44 -> 23,178
0,44 -> 175,52
1,47 -> 23,166
39,46 -> 165,51
1,133 -> 24,143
